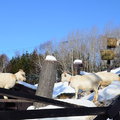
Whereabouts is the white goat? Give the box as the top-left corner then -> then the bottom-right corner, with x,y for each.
61,72 -> 101,102
0,69 -> 26,99
95,71 -> 120,87
61,71 -> 120,102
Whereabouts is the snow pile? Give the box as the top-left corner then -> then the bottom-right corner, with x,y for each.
45,55 -> 57,61
73,59 -> 82,64
27,99 -> 96,120
53,82 -> 75,98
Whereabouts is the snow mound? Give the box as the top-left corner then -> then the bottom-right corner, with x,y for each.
53,82 -> 75,98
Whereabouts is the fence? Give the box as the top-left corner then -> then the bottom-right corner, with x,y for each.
0,88 -> 120,120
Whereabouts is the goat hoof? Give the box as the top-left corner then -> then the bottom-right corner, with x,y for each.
92,99 -> 97,103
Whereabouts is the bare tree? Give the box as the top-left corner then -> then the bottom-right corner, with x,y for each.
39,40 -> 53,55
0,54 -> 9,72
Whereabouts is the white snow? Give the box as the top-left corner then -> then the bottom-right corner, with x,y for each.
45,55 -> 57,61
73,59 -> 82,64
17,81 -> 37,90
17,81 -> 75,98
110,67 -> 120,75
80,71 -> 90,75
52,82 -> 75,98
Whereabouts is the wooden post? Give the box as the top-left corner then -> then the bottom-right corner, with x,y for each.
106,38 -> 117,72
73,59 -> 83,75
107,60 -> 111,72
34,56 -> 57,108
113,113 -> 120,120
107,95 -> 120,119
71,49 -> 74,76
107,45 -> 111,72
100,38 -> 117,72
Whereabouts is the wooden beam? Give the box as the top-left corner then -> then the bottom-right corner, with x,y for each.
0,107 -> 108,120
0,88 -> 82,108
94,114 -> 108,120
35,60 -> 57,107
0,99 -> 32,103
113,113 -> 120,120
107,96 -> 120,119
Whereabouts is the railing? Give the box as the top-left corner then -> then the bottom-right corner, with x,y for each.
0,88 -> 119,120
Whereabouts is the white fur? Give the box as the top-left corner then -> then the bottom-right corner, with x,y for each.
61,72 -> 100,102
95,71 -> 120,87
61,71 -> 120,102
0,69 -> 26,99
117,39 -> 120,46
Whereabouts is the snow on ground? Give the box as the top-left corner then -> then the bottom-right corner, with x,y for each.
52,82 -> 75,98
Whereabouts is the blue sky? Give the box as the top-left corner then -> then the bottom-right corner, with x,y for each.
0,0 -> 120,59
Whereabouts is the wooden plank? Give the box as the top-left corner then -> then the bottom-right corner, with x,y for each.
35,60 -> 57,107
94,115 -> 108,120
113,112 -> 120,120
0,99 -> 32,103
107,96 -> 120,118
0,88 -> 83,108
0,107 -> 108,120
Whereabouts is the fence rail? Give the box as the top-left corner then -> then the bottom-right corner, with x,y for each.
0,107 -> 108,120
0,88 -> 119,120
